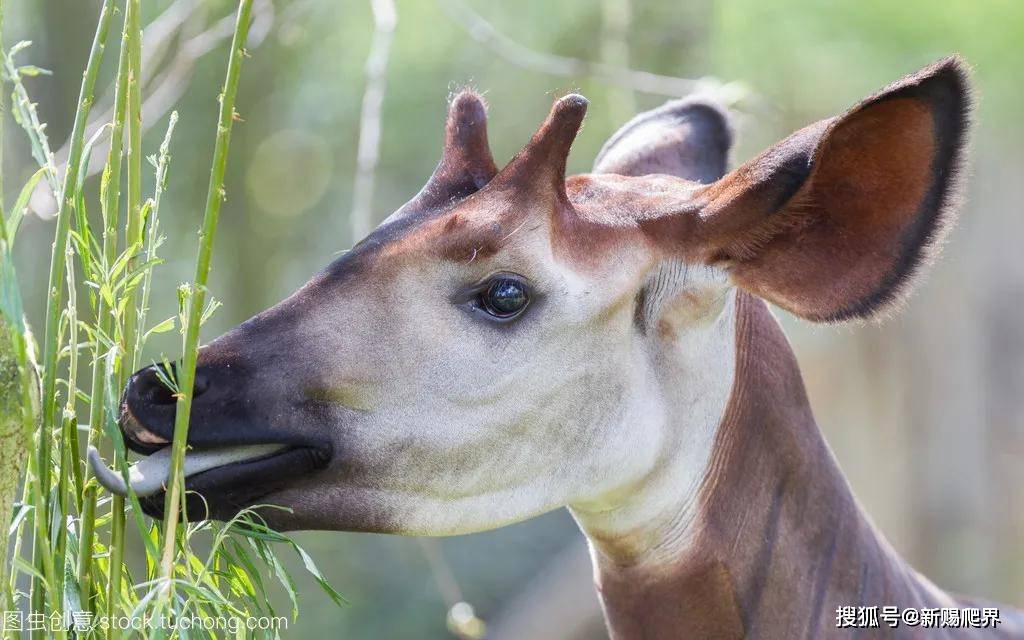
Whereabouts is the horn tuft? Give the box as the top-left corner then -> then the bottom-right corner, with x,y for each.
445,89 -> 491,167
535,93 -> 589,163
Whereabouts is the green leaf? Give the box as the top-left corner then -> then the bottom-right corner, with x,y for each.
294,544 -> 347,606
267,550 -> 298,621
200,297 -> 222,326
0,250 -> 26,332
62,556 -> 84,618
152,356 -> 180,394
16,64 -> 52,77
228,524 -> 289,544
8,502 -> 32,536
229,540 -> 271,613
13,555 -> 45,583
114,256 -> 162,293
98,282 -> 114,308
4,167 -> 47,242
71,123 -> 110,285
144,316 -> 175,339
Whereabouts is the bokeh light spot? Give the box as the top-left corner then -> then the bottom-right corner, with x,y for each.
247,128 -> 332,218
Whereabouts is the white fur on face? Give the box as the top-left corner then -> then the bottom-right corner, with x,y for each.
260,223 -> 737,542
568,264 -> 737,567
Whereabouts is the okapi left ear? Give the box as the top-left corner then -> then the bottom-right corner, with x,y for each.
690,56 -> 971,322
392,90 -> 498,218
594,97 -> 732,183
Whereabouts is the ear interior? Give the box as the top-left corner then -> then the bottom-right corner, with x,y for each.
704,56 -> 971,322
594,98 -> 732,183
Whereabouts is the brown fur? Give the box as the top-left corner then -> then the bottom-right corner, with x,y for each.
594,294 -> 1024,639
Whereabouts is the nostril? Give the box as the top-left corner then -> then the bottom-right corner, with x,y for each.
132,364 -> 213,406
135,365 -> 178,406
128,364 -> 216,409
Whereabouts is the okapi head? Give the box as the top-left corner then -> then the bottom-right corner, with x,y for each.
96,58 -> 969,542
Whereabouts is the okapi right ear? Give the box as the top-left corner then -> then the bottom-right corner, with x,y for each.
593,98 -> 732,183
688,56 -> 972,322
393,90 -> 498,218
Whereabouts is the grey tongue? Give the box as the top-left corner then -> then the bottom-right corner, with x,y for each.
88,443 -> 288,498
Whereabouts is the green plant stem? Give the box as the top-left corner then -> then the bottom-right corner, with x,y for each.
5,480 -> 29,616
160,0 -> 253,585
80,0 -> 133,623
134,112 -> 177,369
62,250 -> 83,507
108,3 -> 141,633
6,321 -> 65,639
37,0 -> 114,514
27,450 -> 65,639
120,0 -> 143,384
6,330 -> 56,638
0,0 -> 5,210
86,0 -> 132,460
107,496 -> 125,627
2,47 -> 59,194
32,0 -> 115,617
52,245 -> 82,602
82,3 -> 132,565
76,484 -> 97,611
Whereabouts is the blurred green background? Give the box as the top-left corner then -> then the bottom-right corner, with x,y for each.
5,0 -> 1023,637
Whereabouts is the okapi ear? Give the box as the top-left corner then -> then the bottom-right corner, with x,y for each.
594,98 -> 732,183
695,56 -> 971,322
392,90 -> 498,218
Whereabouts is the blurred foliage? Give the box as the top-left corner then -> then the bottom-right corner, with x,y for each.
4,0 -> 1022,637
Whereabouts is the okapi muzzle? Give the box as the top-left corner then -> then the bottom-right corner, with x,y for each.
93,56 -> 971,540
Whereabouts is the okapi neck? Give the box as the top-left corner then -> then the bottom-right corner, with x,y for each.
591,293 -> 957,639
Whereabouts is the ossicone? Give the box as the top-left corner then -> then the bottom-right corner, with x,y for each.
392,88 -> 498,218
489,93 -> 589,197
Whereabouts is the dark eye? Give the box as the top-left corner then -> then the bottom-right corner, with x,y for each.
480,277 -> 529,319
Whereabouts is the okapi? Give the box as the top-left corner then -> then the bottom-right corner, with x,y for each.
93,56 -> 1024,638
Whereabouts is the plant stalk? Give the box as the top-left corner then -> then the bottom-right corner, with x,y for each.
37,0 -> 115,522
108,1 -> 142,633
159,0 -> 254,584
85,0 -> 132,461
119,0 -> 144,384
133,111 -> 177,370
76,484 -> 97,611
107,496 -> 125,632
32,0 -> 115,618
80,0 -> 134,622
0,0 -> 5,209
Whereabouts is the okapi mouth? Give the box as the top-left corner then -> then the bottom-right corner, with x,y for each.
90,401 -> 332,521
